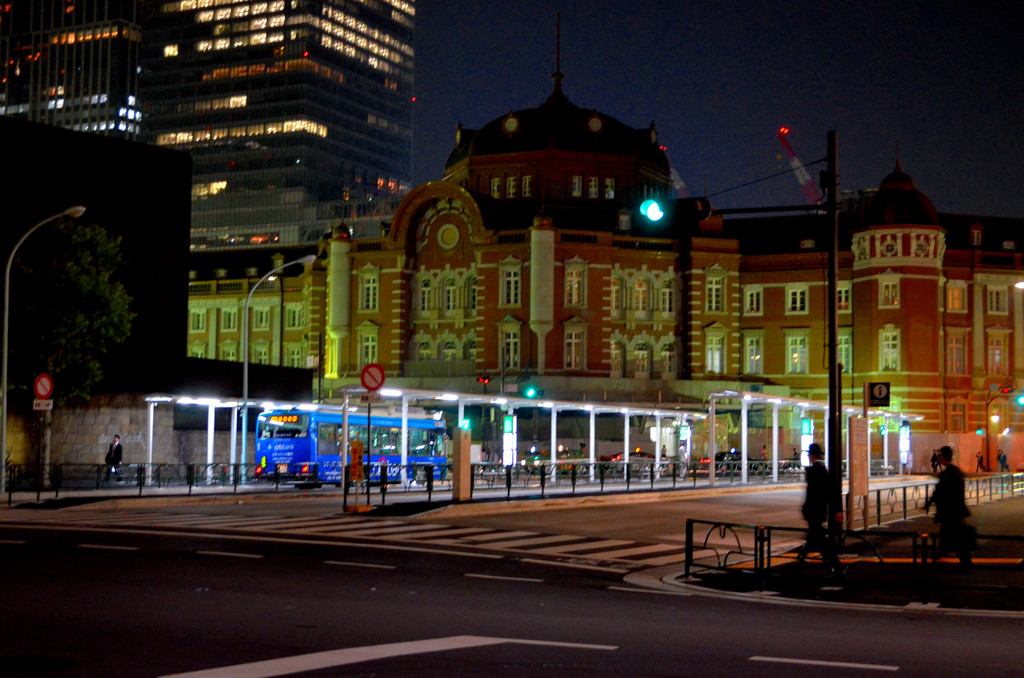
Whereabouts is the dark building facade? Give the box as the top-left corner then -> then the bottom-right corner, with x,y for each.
139,0 -> 415,250
0,0 -> 143,139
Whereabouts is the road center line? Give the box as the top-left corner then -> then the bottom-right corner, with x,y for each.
77,544 -> 140,551
750,655 -> 899,671
464,573 -> 543,583
324,560 -> 397,570
159,635 -> 616,677
196,550 -> 263,559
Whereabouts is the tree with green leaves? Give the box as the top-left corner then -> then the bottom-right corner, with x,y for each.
8,219 -> 134,404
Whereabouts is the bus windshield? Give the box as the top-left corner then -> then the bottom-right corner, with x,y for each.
258,413 -> 309,439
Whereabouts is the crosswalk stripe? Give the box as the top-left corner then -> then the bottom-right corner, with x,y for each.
305,522 -> 447,536
589,543 -> 684,559
460,530 -> 538,542
481,534 -> 590,549
533,539 -> 633,554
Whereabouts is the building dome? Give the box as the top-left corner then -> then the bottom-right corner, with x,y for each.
860,162 -> 940,226
445,84 -> 669,171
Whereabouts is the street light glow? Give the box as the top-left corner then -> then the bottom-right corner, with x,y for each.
239,253 -> 319,470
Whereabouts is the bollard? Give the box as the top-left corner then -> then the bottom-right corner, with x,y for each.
599,463 -> 605,491
571,464 -> 577,493
426,464 -> 434,501
52,464 -> 63,499
540,464 -> 546,497
505,465 -> 512,500
684,519 -> 694,576
649,462 -> 655,489
626,463 -> 631,490
380,461 -> 388,505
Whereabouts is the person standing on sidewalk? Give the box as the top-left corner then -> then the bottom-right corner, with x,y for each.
105,434 -> 123,481
925,446 -> 974,573
799,443 -> 844,579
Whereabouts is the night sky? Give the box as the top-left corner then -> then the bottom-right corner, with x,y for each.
411,1 -> 1022,218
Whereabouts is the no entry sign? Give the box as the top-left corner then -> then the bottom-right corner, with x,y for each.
360,363 -> 385,391
34,373 -> 54,399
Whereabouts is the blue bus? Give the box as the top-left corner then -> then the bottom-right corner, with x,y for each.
255,407 -> 449,484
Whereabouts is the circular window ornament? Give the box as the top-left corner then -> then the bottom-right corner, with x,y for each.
503,114 -> 520,135
436,222 -> 461,249
881,237 -> 897,256
587,114 -> 603,133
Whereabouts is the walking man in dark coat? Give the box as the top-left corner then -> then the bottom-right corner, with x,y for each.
105,434 -> 123,481
925,445 -> 974,572
799,443 -> 844,579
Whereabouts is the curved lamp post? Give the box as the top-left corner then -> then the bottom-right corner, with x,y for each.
239,254 -> 317,472
1,206 -> 86,493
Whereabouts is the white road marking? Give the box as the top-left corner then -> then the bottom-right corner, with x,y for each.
196,550 -> 263,559
750,656 -> 899,671
158,634 -> 617,677
77,544 -> 140,551
464,573 -> 543,583
520,557 -> 629,574
324,560 -> 397,570
607,586 -> 691,597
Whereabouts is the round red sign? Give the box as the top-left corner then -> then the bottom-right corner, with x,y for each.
34,373 -> 54,399
360,363 -> 385,391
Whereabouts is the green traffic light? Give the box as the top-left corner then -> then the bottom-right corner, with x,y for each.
639,199 -> 664,222
1017,395 -> 1024,406
524,386 -> 538,398
460,418 -> 470,430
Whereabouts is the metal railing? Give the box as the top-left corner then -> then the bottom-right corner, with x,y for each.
684,517 -> 1024,604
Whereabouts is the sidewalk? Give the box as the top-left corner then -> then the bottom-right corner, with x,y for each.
676,495 -> 1024,614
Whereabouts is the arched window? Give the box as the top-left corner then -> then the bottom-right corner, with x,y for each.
439,341 -> 457,361
633,278 -> 649,312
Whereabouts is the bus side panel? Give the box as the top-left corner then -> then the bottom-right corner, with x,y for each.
317,454 -> 343,483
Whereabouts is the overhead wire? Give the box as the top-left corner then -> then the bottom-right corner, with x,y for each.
708,158 -> 827,199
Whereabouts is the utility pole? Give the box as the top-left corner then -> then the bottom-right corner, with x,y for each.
826,131 -> 843,543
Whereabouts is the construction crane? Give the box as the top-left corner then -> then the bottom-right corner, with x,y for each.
776,127 -> 823,205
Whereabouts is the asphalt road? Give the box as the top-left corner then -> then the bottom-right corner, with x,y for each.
2,498 -> 1023,677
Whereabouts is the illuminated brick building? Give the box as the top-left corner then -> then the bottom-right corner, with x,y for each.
186,70 -> 1024,465
140,0 -> 414,249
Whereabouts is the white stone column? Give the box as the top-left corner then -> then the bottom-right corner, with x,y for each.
327,233 -> 352,377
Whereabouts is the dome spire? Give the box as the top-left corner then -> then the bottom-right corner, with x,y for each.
549,12 -> 566,101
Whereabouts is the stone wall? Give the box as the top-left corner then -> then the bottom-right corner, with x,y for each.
47,393 -> 253,467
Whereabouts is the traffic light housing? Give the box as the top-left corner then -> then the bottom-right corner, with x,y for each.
477,375 -> 491,384
998,384 -> 1014,394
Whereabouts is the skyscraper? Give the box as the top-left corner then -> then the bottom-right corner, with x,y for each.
140,0 -> 415,249
0,0 -> 143,139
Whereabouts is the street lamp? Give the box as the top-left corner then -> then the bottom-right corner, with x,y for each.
239,254 -> 317,471
1,206 -> 86,493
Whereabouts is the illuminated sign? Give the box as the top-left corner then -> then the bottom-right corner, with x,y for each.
270,414 -> 300,423
899,421 -> 911,465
